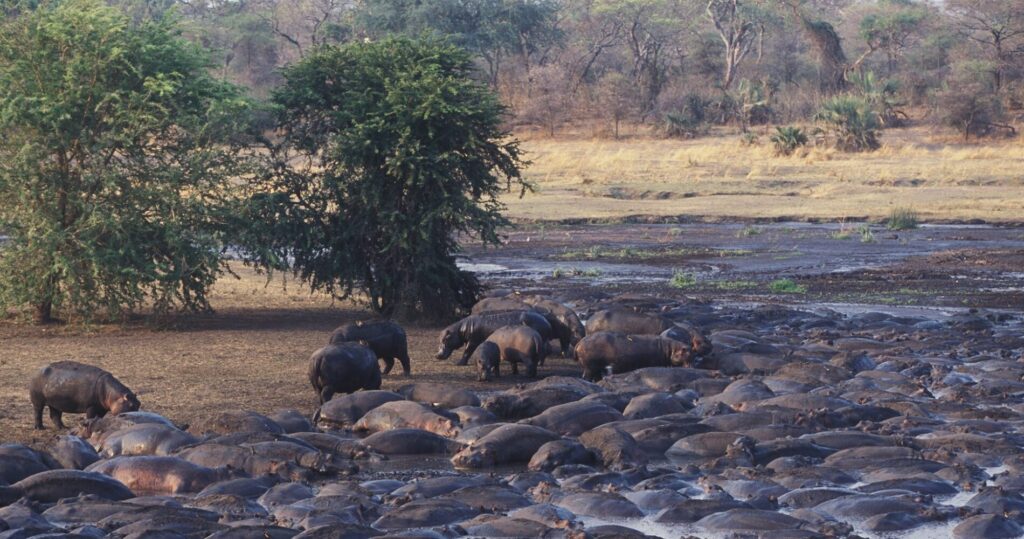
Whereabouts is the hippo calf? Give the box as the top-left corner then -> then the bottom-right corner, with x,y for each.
29,361 -> 140,430
308,343 -> 382,404
574,332 -> 693,381
475,341 -> 501,381
329,320 -> 411,376
484,326 -> 546,378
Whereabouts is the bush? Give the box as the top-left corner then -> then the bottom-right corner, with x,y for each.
243,37 -> 526,318
814,95 -> 881,152
887,208 -> 919,230
938,86 -> 1009,141
770,126 -> 809,156
670,271 -> 697,289
769,279 -> 807,294
0,0 -> 254,323
664,94 -> 710,138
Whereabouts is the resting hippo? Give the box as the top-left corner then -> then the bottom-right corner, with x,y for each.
436,311 -> 552,365
475,341 -> 501,382
48,436 -> 100,470
353,400 -> 460,438
313,390 -> 404,428
308,343 -> 382,404
12,469 -> 134,503
329,320 -> 410,376
87,456 -> 234,494
450,424 -> 560,468
29,361 -> 140,430
575,332 -> 693,381
97,423 -> 198,457
483,326 -> 546,378
587,309 -> 674,335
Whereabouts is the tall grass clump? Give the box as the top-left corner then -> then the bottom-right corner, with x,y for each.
887,207 -> 919,230
815,95 -> 881,152
770,126 -> 808,156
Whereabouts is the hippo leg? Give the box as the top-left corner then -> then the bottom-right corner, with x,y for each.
398,352 -> 411,376
380,357 -> 395,376
457,341 -> 480,366
320,387 -> 335,405
49,406 -> 66,429
582,367 -> 601,382
560,337 -> 571,358
31,392 -> 45,429
511,360 -> 519,375
526,356 -> 538,378
85,406 -> 106,419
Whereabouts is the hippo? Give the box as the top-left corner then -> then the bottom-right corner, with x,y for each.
528,440 -> 596,472
482,383 -> 594,420
29,361 -> 140,429
97,423 -> 198,457
397,383 -> 480,409
360,429 -> 466,455
474,341 -> 502,382
12,470 -> 134,503
87,456 -> 235,495
353,400 -> 460,438
436,310 -> 552,365
372,498 -> 481,530
519,400 -> 624,436
329,320 -> 411,376
552,492 -> 644,519
587,309 -> 675,335
483,325 -> 547,378
522,296 -> 587,356
578,426 -> 649,470
0,444 -> 56,485
574,332 -> 693,381
660,324 -> 713,358
450,424 -> 561,468
308,343 -> 382,404
48,436 -> 100,470
312,390 -> 404,428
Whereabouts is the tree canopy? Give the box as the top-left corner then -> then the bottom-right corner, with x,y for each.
0,0 -> 253,323
240,37 -> 527,318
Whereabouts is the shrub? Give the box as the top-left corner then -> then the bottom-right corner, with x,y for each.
814,95 -> 881,152
770,126 -> 809,156
887,208 -> 919,230
664,94 -> 710,138
769,279 -> 807,294
670,271 -> 697,289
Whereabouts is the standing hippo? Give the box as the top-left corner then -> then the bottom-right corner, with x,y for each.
475,341 -> 501,382
436,311 -> 552,365
329,320 -> 411,376
29,361 -> 140,430
308,343 -> 382,404
574,332 -> 693,381
523,297 -> 586,357
483,326 -> 546,378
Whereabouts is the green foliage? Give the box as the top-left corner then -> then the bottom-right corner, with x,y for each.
736,225 -> 763,237
849,71 -> 906,127
0,0 -> 253,323
670,271 -> 697,289
814,95 -> 881,152
858,224 -> 876,243
768,279 -> 807,294
770,126 -> 809,156
886,207 -> 919,230
242,37 -> 526,319
664,95 -> 710,138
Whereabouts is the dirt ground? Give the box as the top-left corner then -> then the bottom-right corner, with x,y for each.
0,266 -> 579,448
2,222 -> 1022,447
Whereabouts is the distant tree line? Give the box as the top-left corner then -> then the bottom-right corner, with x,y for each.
170,0 -> 1021,140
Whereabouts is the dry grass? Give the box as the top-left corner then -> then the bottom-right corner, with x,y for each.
0,266 -> 579,447
503,126 -> 1024,223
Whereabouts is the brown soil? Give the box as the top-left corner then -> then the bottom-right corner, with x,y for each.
0,265 -> 579,448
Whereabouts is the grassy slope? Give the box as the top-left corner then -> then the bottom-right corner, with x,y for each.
502,126 -> 1024,223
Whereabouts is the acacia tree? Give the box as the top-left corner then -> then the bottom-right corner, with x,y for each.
242,37 -> 527,318
0,0 -> 252,323
948,0 -> 1024,90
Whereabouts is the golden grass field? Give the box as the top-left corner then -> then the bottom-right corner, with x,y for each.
503,126 -> 1024,223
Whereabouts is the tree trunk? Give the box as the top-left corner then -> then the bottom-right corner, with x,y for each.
33,299 -> 53,324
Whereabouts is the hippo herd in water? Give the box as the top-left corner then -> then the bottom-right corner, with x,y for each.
4,293 -> 1024,539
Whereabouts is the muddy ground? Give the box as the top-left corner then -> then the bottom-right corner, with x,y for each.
1,222 -> 1021,447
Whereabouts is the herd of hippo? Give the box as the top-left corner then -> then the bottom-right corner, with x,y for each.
4,292 -> 1024,539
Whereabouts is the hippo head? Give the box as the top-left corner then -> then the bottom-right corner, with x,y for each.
668,342 -> 693,367
690,331 -> 713,357
436,328 -> 463,359
453,447 -> 495,469
109,392 -> 141,416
